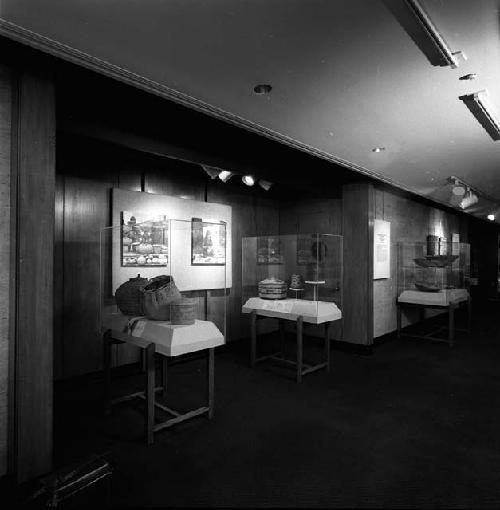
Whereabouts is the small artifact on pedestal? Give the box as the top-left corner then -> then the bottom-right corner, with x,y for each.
258,277 -> 288,300
170,297 -> 197,325
141,275 -> 181,320
289,274 -> 304,299
115,274 -> 149,316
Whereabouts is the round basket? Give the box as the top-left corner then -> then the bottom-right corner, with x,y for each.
115,274 -> 148,316
258,277 -> 288,300
141,275 -> 181,321
171,298 -> 197,325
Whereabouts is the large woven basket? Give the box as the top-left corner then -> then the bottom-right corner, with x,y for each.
115,274 -> 149,316
258,277 -> 288,300
141,275 -> 181,321
171,298 -> 197,325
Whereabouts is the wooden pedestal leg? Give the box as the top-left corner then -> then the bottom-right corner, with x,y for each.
296,316 -> 303,384
325,321 -> 331,373
397,304 -> 402,339
448,303 -> 455,348
250,310 -> 257,367
103,330 -> 112,415
279,319 -> 286,357
208,348 -> 215,419
162,357 -> 168,397
145,343 -> 155,444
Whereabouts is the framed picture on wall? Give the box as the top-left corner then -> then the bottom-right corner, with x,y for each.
120,211 -> 169,267
191,218 -> 226,266
257,236 -> 283,265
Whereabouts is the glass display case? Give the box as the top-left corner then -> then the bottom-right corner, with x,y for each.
99,217 -> 228,349
397,240 -> 470,306
241,233 -> 343,321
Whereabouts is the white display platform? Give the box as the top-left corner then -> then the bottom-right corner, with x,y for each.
398,288 -> 469,306
102,312 -> 224,356
242,297 -> 342,324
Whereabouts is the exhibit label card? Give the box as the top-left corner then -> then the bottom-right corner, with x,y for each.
373,219 -> 391,279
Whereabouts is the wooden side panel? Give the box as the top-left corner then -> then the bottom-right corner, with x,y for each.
63,176 -> 113,377
342,183 -> 374,345
15,72 -> 56,482
54,175 -> 65,380
0,64 -> 12,478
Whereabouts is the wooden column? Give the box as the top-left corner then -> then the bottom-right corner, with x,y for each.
12,70 -> 56,482
0,64 -> 12,479
342,183 -> 374,345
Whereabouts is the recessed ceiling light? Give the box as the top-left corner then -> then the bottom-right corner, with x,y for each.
372,147 -> 386,153
253,84 -> 272,95
487,214 -> 495,221
242,175 -> 255,186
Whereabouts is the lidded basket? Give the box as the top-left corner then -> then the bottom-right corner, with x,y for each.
258,277 -> 288,300
115,274 -> 148,316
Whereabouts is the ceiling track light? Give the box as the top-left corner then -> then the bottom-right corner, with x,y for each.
459,90 -> 500,141
242,175 -> 255,186
399,0 -> 464,68
459,187 -> 479,210
201,164 -> 221,179
258,180 -> 273,191
449,176 -> 466,196
218,170 -> 233,183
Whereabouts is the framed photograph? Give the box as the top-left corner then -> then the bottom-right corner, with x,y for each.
257,236 -> 283,265
297,234 -> 327,265
191,218 -> 226,266
120,211 -> 169,267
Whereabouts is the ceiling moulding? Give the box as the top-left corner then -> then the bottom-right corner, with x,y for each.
459,90 -> 500,141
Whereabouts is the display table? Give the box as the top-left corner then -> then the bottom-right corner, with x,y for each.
242,298 -> 342,383
102,312 -> 224,444
397,289 -> 471,347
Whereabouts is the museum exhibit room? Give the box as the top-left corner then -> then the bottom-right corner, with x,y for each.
2,0 -> 500,507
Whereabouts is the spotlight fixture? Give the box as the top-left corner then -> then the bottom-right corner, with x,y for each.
487,214 -> 495,221
201,164 -> 221,179
459,187 -> 479,209
218,170 -> 233,183
242,175 -> 255,186
450,177 -> 466,196
258,180 -> 273,191
253,84 -> 272,95
401,0 -> 464,68
459,90 -> 500,141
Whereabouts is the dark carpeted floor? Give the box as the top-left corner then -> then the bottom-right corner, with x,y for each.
52,305 -> 500,508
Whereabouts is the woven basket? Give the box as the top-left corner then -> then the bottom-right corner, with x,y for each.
141,275 -> 181,321
115,274 -> 148,316
258,277 -> 288,300
171,298 -> 197,325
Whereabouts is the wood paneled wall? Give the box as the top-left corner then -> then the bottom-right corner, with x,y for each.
0,64 -> 12,479
342,183 -> 374,345
373,187 -> 468,337
13,71 -> 56,482
55,137 -> 281,378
